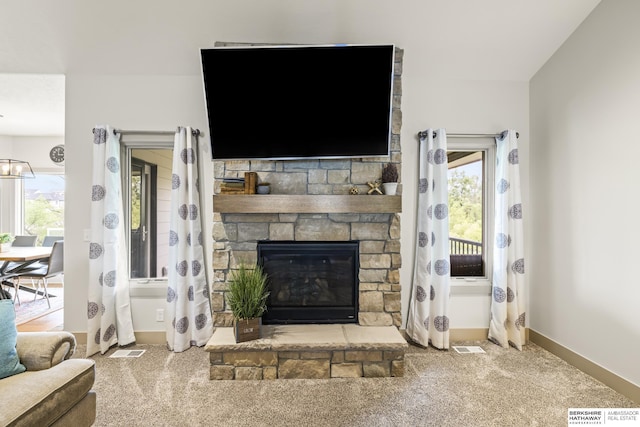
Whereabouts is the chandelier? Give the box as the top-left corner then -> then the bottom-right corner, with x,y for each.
0,159 -> 35,179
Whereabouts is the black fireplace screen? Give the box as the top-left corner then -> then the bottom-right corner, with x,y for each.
257,240 -> 359,324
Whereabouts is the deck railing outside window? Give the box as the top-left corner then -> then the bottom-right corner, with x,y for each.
449,237 -> 482,255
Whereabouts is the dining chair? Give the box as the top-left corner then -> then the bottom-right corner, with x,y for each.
42,236 -> 63,247
12,235 -> 38,247
0,273 -> 19,303
15,241 -> 64,308
33,237 -> 62,270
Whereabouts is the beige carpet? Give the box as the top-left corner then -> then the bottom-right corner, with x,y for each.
74,340 -> 637,427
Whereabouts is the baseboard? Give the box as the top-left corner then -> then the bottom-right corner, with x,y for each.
400,328 -> 492,344
131,331 -> 166,344
71,331 -> 166,346
529,329 -> 640,404
450,328 -> 490,342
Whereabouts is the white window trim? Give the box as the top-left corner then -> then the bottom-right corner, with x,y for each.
447,139 -> 495,295
1,178 -> 29,236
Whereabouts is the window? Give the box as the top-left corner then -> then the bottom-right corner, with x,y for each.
23,173 -> 65,243
447,140 -> 495,287
122,141 -> 173,282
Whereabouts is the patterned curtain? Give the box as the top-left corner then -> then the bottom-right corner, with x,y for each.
87,125 -> 135,357
166,127 -> 213,352
488,130 -> 526,350
406,129 -> 451,349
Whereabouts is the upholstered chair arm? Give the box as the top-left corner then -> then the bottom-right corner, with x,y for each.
16,331 -> 77,371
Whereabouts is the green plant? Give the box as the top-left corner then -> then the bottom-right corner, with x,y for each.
0,233 -> 12,244
227,264 -> 270,320
381,163 -> 398,183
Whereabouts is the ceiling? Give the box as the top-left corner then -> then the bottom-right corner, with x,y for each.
0,74 -> 65,136
0,0 -> 601,137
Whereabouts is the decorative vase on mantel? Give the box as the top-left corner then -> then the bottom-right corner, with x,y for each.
382,182 -> 398,196
256,183 -> 271,194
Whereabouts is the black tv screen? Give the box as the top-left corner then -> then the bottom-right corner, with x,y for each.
200,44 -> 395,160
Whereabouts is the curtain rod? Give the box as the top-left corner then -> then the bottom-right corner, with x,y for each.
417,131 -> 519,140
111,128 -> 201,136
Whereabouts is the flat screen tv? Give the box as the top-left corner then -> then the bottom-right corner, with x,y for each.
200,44 -> 395,160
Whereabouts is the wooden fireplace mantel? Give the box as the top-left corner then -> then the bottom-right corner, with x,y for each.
213,195 -> 402,214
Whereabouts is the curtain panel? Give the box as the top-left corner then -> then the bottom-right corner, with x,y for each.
488,130 -> 526,350
406,129 -> 451,350
166,127 -> 213,352
87,125 -> 135,357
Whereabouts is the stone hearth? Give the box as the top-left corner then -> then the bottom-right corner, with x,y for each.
206,324 -> 407,380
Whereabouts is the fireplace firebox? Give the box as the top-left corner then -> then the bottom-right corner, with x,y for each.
257,240 -> 359,324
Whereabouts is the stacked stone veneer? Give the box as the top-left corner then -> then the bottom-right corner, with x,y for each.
207,325 -> 407,380
210,347 -> 405,380
212,212 -> 402,327
211,46 -> 404,329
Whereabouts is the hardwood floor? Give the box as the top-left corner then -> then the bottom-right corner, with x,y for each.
16,308 -> 64,332
15,283 -> 64,332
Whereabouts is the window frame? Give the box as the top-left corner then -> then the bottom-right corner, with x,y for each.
20,169 -> 65,241
447,139 -> 495,295
121,139 -> 173,294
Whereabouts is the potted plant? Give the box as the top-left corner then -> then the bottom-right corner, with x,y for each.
0,233 -> 12,252
381,162 -> 399,195
227,264 -> 270,343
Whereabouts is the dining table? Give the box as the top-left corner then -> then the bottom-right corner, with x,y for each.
0,247 -> 52,300
0,246 -> 52,270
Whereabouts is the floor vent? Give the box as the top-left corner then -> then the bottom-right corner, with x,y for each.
109,349 -> 146,358
453,346 -> 486,354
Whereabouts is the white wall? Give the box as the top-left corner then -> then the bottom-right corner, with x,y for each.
530,0 -> 640,387
9,136 -> 65,171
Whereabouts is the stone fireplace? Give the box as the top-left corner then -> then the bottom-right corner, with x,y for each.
211,207 -> 401,328
208,188 -> 405,381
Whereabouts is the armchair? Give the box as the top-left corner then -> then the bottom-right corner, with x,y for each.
0,331 -> 96,426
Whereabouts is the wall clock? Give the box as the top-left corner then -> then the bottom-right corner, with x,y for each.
49,144 -> 65,165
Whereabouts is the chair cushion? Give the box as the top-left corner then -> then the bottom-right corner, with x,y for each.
17,266 -> 47,277
0,299 -> 26,379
